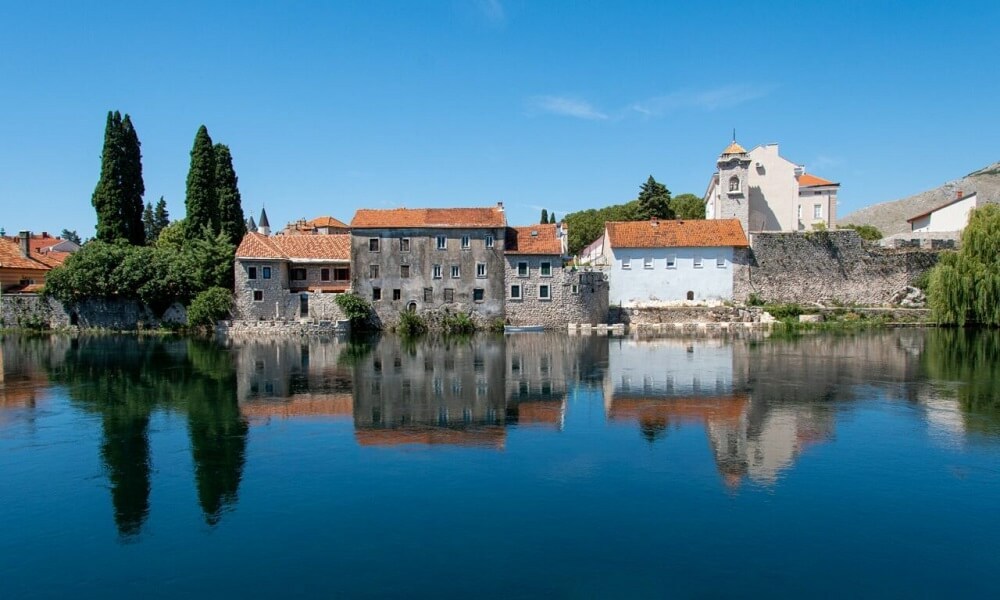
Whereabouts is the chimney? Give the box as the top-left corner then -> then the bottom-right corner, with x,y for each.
496,201 -> 504,211
18,231 -> 30,258
957,190 -> 964,200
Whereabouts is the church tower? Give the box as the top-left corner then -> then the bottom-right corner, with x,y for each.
258,208 -> 271,236
716,140 -> 751,234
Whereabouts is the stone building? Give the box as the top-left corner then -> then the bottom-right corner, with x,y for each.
504,223 -> 608,327
279,215 -> 350,236
704,141 -> 839,233
233,232 -> 351,322
349,205 -> 508,328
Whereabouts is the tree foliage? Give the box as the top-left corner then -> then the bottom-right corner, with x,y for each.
60,229 -> 81,244
187,287 -> 234,329
839,223 -> 883,242
564,200 -> 644,256
636,176 -> 673,220
540,209 -> 548,224
185,125 -> 218,239
214,144 -> 246,247
335,292 -> 374,329
670,193 -> 706,220
120,115 -> 146,245
92,111 -> 145,245
928,204 -> 1000,326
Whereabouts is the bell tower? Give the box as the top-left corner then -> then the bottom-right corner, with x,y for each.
716,140 -> 751,234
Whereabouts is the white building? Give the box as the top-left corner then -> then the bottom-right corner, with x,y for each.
704,141 -> 840,233
599,218 -> 748,306
907,191 -> 986,233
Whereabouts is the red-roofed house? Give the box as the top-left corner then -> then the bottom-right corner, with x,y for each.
704,142 -> 840,233
599,218 -> 749,306
233,232 -> 351,321
0,231 -> 78,294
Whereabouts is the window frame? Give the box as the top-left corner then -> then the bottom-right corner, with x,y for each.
485,234 -> 494,248
400,264 -> 410,278
517,261 -> 528,277
369,238 -> 380,252
436,235 -> 447,250
814,204 -> 823,219
292,268 -> 307,281
539,284 -> 551,300
321,268 -> 330,281
473,288 -> 485,303
540,261 -> 552,277
643,257 -> 653,270
461,235 -> 470,249
510,284 -> 522,300
400,237 -> 410,252
451,265 -> 461,279
476,263 -> 487,278
432,264 -> 442,279
392,288 -> 401,301
423,287 -> 433,303
262,266 -> 271,279
716,256 -> 726,269
728,176 -> 740,192
666,255 -> 676,269
621,258 -> 631,270
693,256 -> 703,269
247,266 -> 258,280
368,264 -> 379,279
252,290 -> 264,302
372,287 -> 382,301
443,288 -> 455,303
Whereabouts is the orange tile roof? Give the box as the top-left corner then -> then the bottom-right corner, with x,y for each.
798,173 -> 839,187
721,141 -> 747,155
505,224 -> 563,255
0,238 -> 54,271
605,219 -> 748,249
240,393 -> 353,421
351,206 -> 506,229
308,216 -> 349,229
354,426 -> 506,449
235,232 -> 350,261
607,394 -> 749,423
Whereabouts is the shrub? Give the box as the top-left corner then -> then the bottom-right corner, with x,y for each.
335,292 -> 374,328
747,293 -> 765,307
187,287 -> 233,329
397,311 -> 427,336
839,223 -> 884,242
442,312 -> 476,335
764,303 -> 805,320
486,318 -> 506,334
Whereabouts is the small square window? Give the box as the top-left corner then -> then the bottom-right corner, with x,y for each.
247,266 -> 258,280
461,235 -> 470,249
476,263 -> 487,278
539,284 -> 551,300
436,236 -> 447,250
432,264 -> 442,279
517,261 -> 528,277
540,261 -> 552,277
443,288 -> 455,303
334,267 -> 349,281
392,289 -> 401,301
400,238 -> 410,252
666,255 -> 676,269
643,257 -> 653,269
485,234 -> 494,248
369,238 -> 380,252
510,284 -> 522,299
262,266 -> 271,279
292,268 -> 307,280
814,204 -> 823,219
451,265 -> 460,279
423,287 -> 433,302
571,284 -> 579,295
694,256 -> 703,269
369,264 -> 379,279
473,288 -> 485,302
621,259 -> 631,270
401,265 -> 410,278
716,256 -> 726,268
372,287 -> 382,301
321,268 -> 330,281
252,290 -> 263,302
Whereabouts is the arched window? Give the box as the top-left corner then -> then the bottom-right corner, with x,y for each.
686,291 -> 695,301
728,176 -> 740,192
406,302 -> 417,313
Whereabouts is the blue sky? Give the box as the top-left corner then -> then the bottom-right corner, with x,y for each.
1,0 -> 998,238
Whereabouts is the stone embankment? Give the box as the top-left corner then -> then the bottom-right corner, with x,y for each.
1,294 -> 186,331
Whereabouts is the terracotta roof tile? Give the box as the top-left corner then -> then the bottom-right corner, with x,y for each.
0,238 -> 53,271
235,232 -> 284,259
798,173 -> 838,187
721,141 -> 747,155
605,219 -> 748,248
308,216 -> 349,229
505,224 -> 563,255
351,206 -> 506,229
236,232 -> 350,261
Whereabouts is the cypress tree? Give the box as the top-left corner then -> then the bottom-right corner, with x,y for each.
153,197 -> 170,240
93,111 -> 127,243
550,212 -> 557,224
214,144 -> 246,246
637,175 -> 674,220
142,202 -> 155,242
120,115 -> 146,245
541,209 -> 548,224
185,125 -> 218,239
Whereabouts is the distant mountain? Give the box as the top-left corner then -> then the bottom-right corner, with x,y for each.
838,161 -> 1000,236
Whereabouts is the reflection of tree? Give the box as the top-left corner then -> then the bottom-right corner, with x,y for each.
924,329 -> 1000,435
47,336 -> 247,537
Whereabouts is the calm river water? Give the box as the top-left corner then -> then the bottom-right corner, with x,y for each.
1,329 -> 999,597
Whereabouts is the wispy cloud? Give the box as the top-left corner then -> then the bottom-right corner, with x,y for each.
528,95 -> 609,121
629,84 -> 776,116
475,0 -> 505,24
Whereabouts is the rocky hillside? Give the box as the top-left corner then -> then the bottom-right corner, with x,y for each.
839,161 -> 1000,236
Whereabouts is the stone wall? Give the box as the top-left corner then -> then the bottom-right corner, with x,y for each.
735,230 -> 939,305
1,294 -> 186,330
503,259 -> 608,328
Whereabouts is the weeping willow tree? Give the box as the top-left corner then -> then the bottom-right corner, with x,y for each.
928,204 -> 1000,326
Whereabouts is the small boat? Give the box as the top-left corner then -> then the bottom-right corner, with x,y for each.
504,325 -> 545,333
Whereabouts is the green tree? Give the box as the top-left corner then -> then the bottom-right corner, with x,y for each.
549,212 -> 557,224
153,197 -> 170,240
636,175 -> 673,220
142,202 -> 155,242
187,287 -> 234,329
669,193 -> 706,220
214,144 -> 246,246
120,115 -> 146,245
839,223 -> 883,242
60,229 -> 81,244
185,125 -> 218,239
928,204 -> 1000,326
540,208 -> 548,224
92,111 -> 127,243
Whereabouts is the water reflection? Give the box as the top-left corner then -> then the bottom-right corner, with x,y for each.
2,328 -> 1000,540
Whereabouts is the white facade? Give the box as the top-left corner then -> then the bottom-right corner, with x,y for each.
604,244 -> 735,306
909,192 -> 979,233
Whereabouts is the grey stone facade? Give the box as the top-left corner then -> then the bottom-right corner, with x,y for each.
1,295 -> 186,330
350,227 -> 507,329
503,256 -> 608,327
233,259 -> 348,322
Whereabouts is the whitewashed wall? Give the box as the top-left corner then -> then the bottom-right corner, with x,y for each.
606,246 -> 735,306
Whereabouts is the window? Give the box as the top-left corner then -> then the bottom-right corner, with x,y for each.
423,287 -> 433,302
643,257 -> 653,270
814,204 -> 823,219
666,255 -> 676,269
729,176 -> 740,192
443,288 -> 455,303
694,256 -> 703,269
321,268 -> 330,281
517,261 -> 528,277
432,264 -> 442,279
369,238 -> 380,252
797,205 -> 803,219
485,234 -> 494,248
716,256 -> 726,268
510,284 -> 522,299
621,258 -> 631,270
400,264 -> 410,278
372,287 -> 382,301
262,266 -> 271,279
540,261 -> 552,277
400,238 -> 410,252
476,263 -> 487,278
334,267 -> 349,281
436,235 -> 447,250
451,265 -> 460,278
686,291 -> 695,301
252,290 -> 263,302
368,264 -> 379,279
247,266 -> 258,280
571,284 -> 579,295
292,268 -> 307,281
392,289 -> 401,301
539,284 -> 551,300
473,288 -> 485,302
407,301 -> 417,312
461,235 -> 470,249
